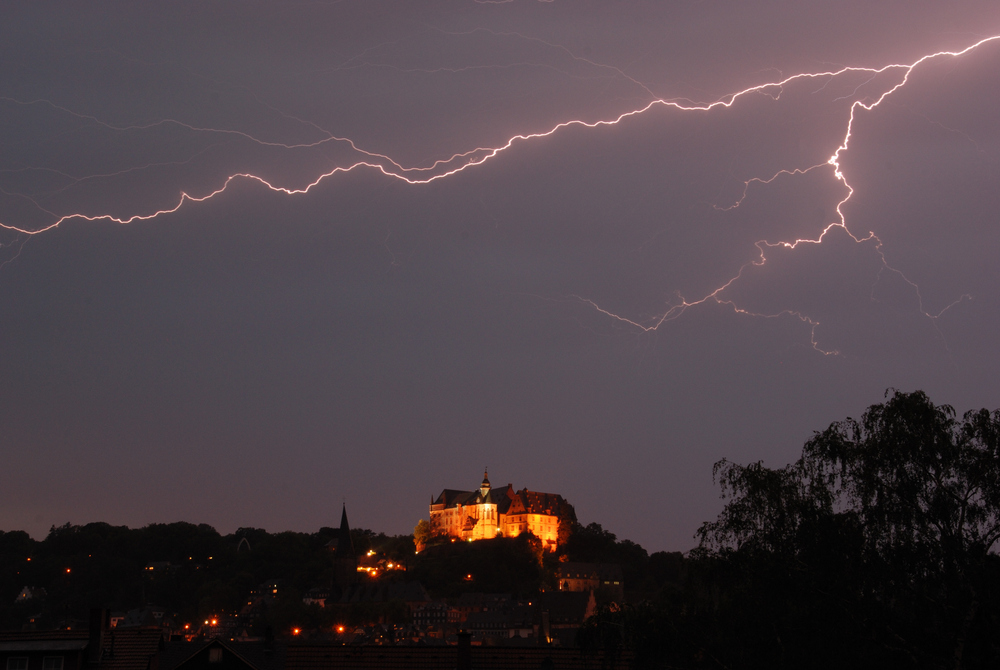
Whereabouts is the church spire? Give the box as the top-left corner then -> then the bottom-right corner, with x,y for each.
337,503 -> 355,557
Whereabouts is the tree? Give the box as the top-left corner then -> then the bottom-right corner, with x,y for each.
804,390 -> 1000,668
412,519 -> 432,553
698,390 -> 1000,669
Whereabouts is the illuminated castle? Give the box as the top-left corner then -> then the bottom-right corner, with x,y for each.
429,470 -> 576,551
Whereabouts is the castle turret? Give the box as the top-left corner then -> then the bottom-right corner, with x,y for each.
480,468 -> 491,499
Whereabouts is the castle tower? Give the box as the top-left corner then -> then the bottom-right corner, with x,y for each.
480,468 -> 491,499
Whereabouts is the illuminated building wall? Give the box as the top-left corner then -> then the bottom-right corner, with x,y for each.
428,471 -> 575,551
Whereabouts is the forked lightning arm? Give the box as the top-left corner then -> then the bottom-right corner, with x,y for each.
1,35 -> 996,352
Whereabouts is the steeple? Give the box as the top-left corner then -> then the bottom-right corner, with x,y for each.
480,468 -> 491,499
336,503 -> 355,557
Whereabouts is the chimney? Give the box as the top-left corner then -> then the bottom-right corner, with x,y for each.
88,609 -> 109,665
263,626 -> 274,654
456,631 -> 472,670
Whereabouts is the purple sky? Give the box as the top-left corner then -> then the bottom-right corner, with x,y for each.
2,2 -> 999,552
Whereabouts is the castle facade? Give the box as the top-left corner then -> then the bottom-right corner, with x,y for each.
429,470 -> 576,551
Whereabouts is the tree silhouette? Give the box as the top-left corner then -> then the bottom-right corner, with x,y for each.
698,390 -> 1000,669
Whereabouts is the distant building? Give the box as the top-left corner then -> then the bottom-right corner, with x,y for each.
160,638 -> 284,670
301,588 -> 329,608
557,563 -> 624,602
0,610 -> 165,670
332,505 -> 357,589
14,587 -> 46,603
428,470 -> 576,551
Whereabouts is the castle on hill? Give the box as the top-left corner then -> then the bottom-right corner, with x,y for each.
429,470 -> 576,551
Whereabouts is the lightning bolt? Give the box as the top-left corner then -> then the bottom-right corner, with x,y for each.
1,34 -> 996,353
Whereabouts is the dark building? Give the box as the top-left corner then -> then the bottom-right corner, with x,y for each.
332,505 -> 357,590
160,639 -> 284,670
557,563 -> 624,603
0,611 -> 165,670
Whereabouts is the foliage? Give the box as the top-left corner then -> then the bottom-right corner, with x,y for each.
0,522 -> 414,634
408,534 -> 542,598
412,519 -> 432,552
693,390 -> 1000,669
562,522 -> 669,601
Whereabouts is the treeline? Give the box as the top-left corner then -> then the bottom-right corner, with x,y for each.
579,390 -> 1000,669
408,524 -> 683,601
0,523 -> 412,631
0,515 -> 681,633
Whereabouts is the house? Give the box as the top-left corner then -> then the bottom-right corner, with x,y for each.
0,631 -> 88,670
411,602 -> 448,629
160,638 -> 284,670
428,471 -> 576,551
557,563 -> 624,602
14,588 -> 47,604
0,610 -> 164,670
451,594 -> 510,624
300,590 -> 329,608
284,634 -> 631,669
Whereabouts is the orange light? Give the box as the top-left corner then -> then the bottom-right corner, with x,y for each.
211,619 -> 217,625
65,568 -> 71,573
292,628 -> 300,635
184,624 -> 190,630
336,626 -> 345,633
26,558 -> 30,561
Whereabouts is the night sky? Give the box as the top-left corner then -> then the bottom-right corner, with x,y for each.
2,2 -> 1000,552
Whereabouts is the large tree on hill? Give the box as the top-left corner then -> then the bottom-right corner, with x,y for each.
697,390 -> 1000,669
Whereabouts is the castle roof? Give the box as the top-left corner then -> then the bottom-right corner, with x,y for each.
431,477 -> 577,522
515,489 -> 571,516
433,484 -> 513,509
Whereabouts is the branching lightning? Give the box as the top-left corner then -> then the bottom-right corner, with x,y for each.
1,34 -> 997,353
